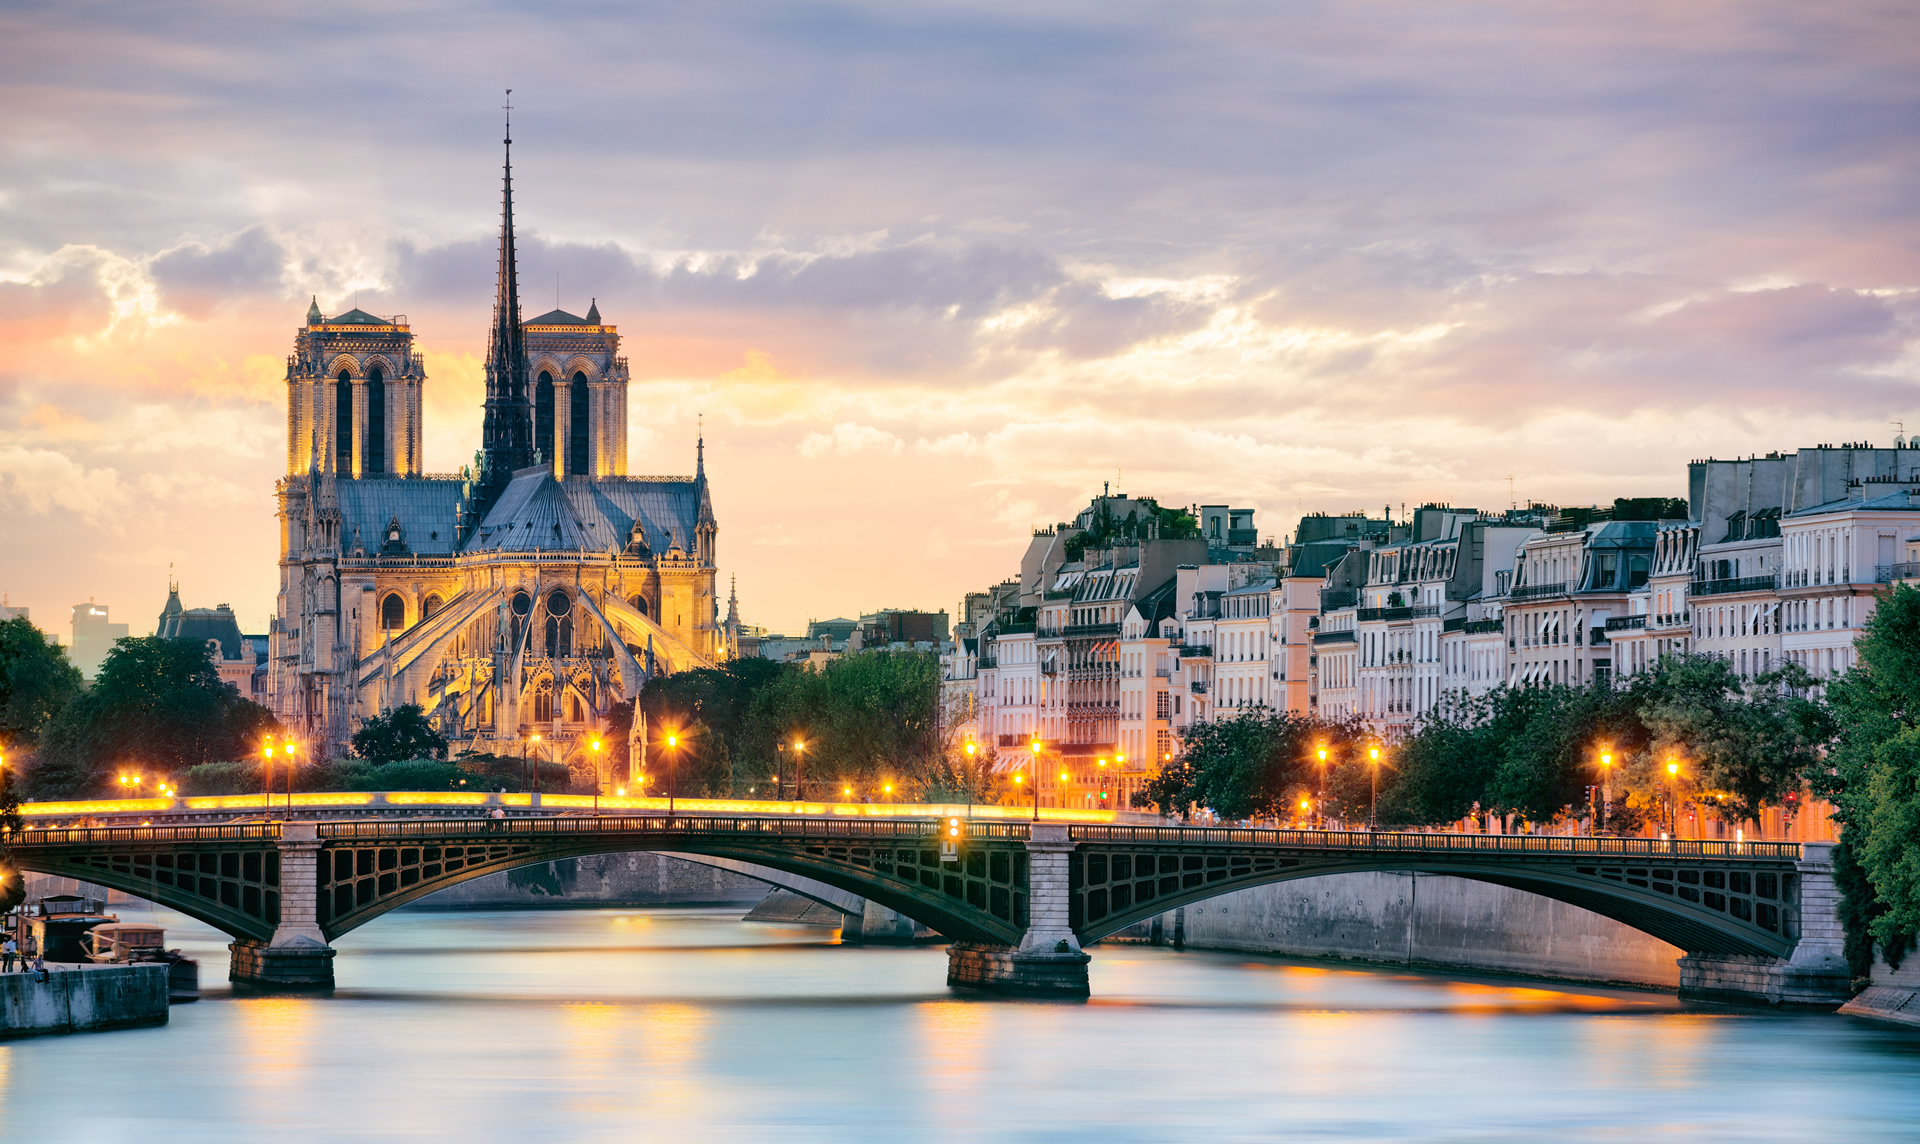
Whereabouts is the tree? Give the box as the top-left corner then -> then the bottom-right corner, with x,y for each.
0,616 -> 84,752
32,636 -> 280,798
1819,585 -> 1920,970
1631,657 -> 1831,826
352,704 -> 448,763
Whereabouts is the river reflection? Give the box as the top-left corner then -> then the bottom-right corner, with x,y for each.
2,904 -> 1917,1142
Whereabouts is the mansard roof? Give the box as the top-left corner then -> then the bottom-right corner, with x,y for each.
159,604 -> 245,661
465,466 -> 701,555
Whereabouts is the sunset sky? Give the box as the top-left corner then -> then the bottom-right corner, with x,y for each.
2,1 -> 1917,638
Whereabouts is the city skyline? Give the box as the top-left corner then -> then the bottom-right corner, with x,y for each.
3,3 -> 1917,635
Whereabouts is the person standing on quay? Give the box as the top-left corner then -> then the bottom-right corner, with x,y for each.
2,936 -> 15,972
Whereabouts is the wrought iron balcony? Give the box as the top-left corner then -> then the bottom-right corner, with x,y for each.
1510,581 -> 1573,600
1691,574 -> 1779,597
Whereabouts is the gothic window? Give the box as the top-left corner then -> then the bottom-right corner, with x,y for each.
380,593 -> 405,631
335,370 -> 353,472
510,590 -> 531,650
535,371 -> 555,464
366,367 -> 386,475
545,589 -> 572,658
569,693 -> 584,722
567,371 -> 590,476
533,686 -> 554,724
629,595 -> 649,617
422,594 -> 443,621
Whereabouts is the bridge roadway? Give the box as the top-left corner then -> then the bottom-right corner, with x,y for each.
5,802 -> 1852,1003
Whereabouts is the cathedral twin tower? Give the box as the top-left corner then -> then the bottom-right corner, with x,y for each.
271,127 -> 723,769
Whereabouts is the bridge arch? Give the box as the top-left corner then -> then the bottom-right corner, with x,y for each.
1065,840 -> 1799,959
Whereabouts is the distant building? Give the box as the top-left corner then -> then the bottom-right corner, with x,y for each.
0,594 -> 27,623
70,599 -> 129,680
156,587 -> 267,702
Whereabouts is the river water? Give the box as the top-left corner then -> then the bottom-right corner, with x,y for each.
2,903 -> 1917,1142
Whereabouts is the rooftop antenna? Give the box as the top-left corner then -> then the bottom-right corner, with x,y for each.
1506,475 -> 1516,511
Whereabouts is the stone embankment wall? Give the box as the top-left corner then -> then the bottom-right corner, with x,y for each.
408,853 -> 768,909
0,964 -> 169,1038
1115,872 -> 1685,988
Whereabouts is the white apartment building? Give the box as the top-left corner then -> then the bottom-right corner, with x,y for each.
1215,578 -> 1276,714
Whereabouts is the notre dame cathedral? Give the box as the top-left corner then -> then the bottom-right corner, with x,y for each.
269,127 -> 739,772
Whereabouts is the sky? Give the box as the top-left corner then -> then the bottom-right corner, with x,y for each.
1,0 -> 1917,638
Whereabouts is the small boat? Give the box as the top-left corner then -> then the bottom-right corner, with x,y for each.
81,923 -> 167,963
80,922 -> 200,1003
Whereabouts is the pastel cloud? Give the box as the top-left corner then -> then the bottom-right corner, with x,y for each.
0,0 -> 1916,633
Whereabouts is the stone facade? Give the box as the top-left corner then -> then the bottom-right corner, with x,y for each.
269,141 -> 726,768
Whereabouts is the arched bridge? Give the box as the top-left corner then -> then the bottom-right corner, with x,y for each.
4,816 -> 1847,1003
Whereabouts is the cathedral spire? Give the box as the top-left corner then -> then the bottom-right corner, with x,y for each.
479,90 -> 534,499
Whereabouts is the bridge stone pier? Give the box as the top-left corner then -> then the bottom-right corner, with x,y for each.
947,824 -> 1090,997
231,822 -> 338,991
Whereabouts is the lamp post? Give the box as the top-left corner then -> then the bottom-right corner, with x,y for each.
529,732 -> 543,795
792,738 -> 807,804
1598,749 -> 1612,834
261,741 -> 274,814
964,740 -> 977,819
1028,738 -> 1042,821
1367,744 -> 1381,831
1315,745 -> 1329,829
1667,757 -> 1680,839
664,732 -> 680,818
591,737 -> 604,813
283,740 -> 298,816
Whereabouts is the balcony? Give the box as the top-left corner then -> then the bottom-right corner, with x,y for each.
1510,581 -> 1573,600
1691,574 -> 1779,597
1319,589 -> 1357,611
1189,681 -> 1208,694
1062,622 -> 1122,639
1227,528 -> 1260,546
1879,562 -> 1920,584
1312,630 -> 1357,645
1358,606 -> 1412,622
1604,614 -> 1648,632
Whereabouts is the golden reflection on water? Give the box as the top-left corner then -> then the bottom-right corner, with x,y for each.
235,997 -> 317,1077
635,1002 -> 707,1117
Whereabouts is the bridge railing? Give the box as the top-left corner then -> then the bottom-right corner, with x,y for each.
1068,825 -> 1800,861
6,823 -> 286,847
313,815 -> 1008,843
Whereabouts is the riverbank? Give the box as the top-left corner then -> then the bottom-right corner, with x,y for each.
0,963 -> 168,1038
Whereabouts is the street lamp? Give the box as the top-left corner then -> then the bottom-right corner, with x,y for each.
792,738 -> 807,803
528,732 -> 544,796
664,732 -> 680,817
1315,744 -> 1329,830
1028,738 -> 1042,821
590,737 -> 604,813
1667,757 -> 1680,839
1367,744 -> 1382,831
283,740 -> 298,816
1597,748 -> 1613,834
260,740 -> 275,812
964,740 -> 978,818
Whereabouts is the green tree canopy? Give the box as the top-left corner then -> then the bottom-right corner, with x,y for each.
1819,585 -> 1920,970
352,703 -> 449,763
0,616 -> 84,752
31,636 -> 280,799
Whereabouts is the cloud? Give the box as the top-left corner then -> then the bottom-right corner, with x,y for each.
149,227 -> 288,319
798,422 -> 905,458
0,445 -> 127,522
